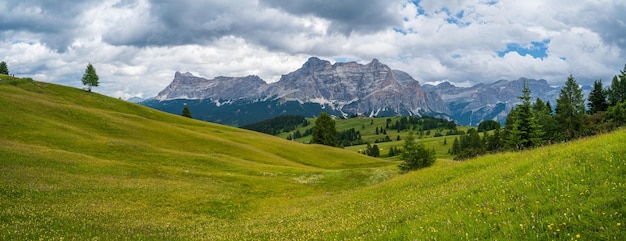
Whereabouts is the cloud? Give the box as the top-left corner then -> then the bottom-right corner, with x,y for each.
100,0 -> 332,53
259,0 -> 405,35
0,0 -> 625,99
0,0 -> 102,51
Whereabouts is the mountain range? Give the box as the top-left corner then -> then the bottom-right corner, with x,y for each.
142,57 -> 559,126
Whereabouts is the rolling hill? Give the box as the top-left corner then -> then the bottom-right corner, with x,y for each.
1,75 -> 625,240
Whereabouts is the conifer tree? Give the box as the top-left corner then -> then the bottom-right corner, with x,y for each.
0,61 -> 8,75
588,80 -> 608,114
486,125 -> 502,151
555,75 -> 585,140
451,137 -> 461,155
371,144 -> 380,157
81,63 -> 99,92
506,84 -> 543,149
181,104 -> 192,118
546,101 -> 553,114
311,112 -> 337,147
608,65 -> 626,106
534,98 -> 557,142
399,131 -> 435,173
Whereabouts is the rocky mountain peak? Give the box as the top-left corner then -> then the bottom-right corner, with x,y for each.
262,57 -> 447,116
174,71 -> 195,78
146,57 -> 566,126
156,72 -> 267,101
302,57 -> 331,70
367,58 -> 385,68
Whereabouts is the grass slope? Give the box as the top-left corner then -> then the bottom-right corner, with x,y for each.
1,75 -> 625,240
0,76 -> 394,240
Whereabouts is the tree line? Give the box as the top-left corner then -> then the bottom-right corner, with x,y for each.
240,115 -> 310,135
388,116 -> 457,132
451,65 -> 626,160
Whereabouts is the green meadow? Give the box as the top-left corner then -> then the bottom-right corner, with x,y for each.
1,75 -> 625,240
277,116 -> 472,160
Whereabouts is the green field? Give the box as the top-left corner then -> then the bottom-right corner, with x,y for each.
1,75 -> 625,240
277,116 -> 473,160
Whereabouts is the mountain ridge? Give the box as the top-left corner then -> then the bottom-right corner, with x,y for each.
145,57 -> 559,126
423,77 -> 559,125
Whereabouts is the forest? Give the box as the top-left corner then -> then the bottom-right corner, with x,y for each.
451,66 -> 626,160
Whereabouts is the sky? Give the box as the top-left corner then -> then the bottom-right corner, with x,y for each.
1,0 -> 625,100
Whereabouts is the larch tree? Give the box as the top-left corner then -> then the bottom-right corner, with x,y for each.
81,63 -> 99,92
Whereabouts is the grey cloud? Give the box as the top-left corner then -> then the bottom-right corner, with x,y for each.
0,0 -> 100,51
103,0 -> 309,49
590,4 -> 626,51
102,0 -> 403,52
259,0 -> 403,34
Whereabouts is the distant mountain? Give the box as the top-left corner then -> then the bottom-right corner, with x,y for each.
126,97 -> 145,103
156,72 -> 267,101
142,57 -> 565,126
144,57 -> 448,126
422,78 -> 560,126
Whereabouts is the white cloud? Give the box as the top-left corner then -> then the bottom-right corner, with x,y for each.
0,0 -> 624,99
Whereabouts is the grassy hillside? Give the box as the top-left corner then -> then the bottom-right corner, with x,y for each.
0,76 -> 395,240
1,75 -> 625,240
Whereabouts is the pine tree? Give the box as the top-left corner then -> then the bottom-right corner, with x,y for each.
588,80 -> 608,114
0,61 -> 8,75
608,102 -> 626,125
451,137 -> 461,155
505,84 -> 543,149
399,131 -> 435,173
534,98 -> 557,142
311,113 -> 337,147
555,75 -> 585,140
388,147 -> 396,157
546,101 -> 553,114
608,65 -> 626,106
81,63 -> 99,92
486,125 -> 502,151
181,105 -> 192,118
371,144 -> 380,157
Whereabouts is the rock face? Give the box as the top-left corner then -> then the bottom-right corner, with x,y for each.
264,57 -> 447,116
149,57 -> 448,125
156,72 -> 267,101
144,57 -> 560,126
422,78 -> 559,126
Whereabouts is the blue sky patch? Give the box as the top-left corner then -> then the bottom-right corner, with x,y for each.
483,0 -> 498,6
393,27 -> 416,35
410,0 -> 426,15
497,39 -> 550,59
334,57 -> 361,63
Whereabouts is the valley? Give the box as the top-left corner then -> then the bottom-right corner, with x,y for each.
143,57 -> 561,127
1,75 -> 625,240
